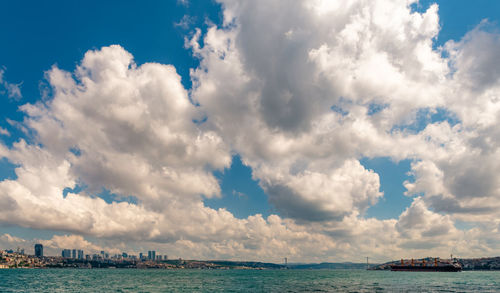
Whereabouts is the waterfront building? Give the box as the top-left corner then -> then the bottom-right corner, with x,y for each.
122,252 -> 128,258
148,250 -> 156,261
34,244 -> 43,257
78,250 -> 84,260
72,249 -> 77,259
62,249 -> 71,258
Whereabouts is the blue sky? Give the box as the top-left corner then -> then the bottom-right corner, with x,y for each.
1,0 -> 500,262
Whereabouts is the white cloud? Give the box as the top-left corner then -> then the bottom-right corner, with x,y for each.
186,0 -> 500,257
0,68 -> 22,100
0,127 -> 9,136
2,0 -> 500,262
0,234 -> 26,246
177,0 -> 189,7
189,0 -> 447,223
40,234 -> 110,255
175,15 -> 196,30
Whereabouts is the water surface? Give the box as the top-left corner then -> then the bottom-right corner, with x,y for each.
1,269 -> 499,292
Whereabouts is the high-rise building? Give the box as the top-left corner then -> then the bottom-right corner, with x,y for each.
72,249 -> 77,259
139,252 -> 143,260
34,244 -> 43,257
77,250 -> 84,260
148,250 -> 156,261
122,252 -> 128,258
62,249 -> 71,258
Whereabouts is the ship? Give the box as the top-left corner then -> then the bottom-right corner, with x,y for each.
390,257 -> 462,272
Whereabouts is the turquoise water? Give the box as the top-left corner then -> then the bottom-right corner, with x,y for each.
1,269 -> 499,292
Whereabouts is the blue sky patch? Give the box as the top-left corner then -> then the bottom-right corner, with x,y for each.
92,188 -> 139,205
367,103 -> 389,116
205,155 -> 274,219
392,107 -> 460,134
361,157 -> 414,220
0,157 -> 17,181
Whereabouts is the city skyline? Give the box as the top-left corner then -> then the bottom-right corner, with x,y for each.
1,0 -> 500,263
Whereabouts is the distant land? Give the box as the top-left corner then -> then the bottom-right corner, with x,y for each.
369,257 -> 500,271
2,249 -> 500,270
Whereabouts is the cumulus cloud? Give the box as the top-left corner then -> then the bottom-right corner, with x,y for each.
2,0 -> 500,262
189,0 -> 447,223
186,0 -> 500,257
0,234 -> 26,248
40,234 -> 110,254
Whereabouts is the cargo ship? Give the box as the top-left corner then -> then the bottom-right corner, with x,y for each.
390,257 -> 462,272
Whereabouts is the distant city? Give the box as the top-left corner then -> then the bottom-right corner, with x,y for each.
57,246 -> 168,263
0,244 -> 282,269
0,244 -> 176,269
2,244 -> 500,270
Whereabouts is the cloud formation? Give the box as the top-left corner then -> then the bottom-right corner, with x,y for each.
1,0 -> 500,262
0,68 -> 22,100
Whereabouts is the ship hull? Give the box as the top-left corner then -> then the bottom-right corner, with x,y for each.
390,265 -> 461,272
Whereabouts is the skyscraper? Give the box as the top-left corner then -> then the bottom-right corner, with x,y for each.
72,249 -> 77,259
148,250 -> 156,261
34,244 -> 43,257
62,249 -> 71,258
77,250 -> 84,260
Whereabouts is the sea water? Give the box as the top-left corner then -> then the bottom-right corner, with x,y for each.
1,269 -> 499,292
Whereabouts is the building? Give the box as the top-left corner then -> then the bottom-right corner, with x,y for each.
77,250 -> 84,260
148,250 -> 156,261
72,249 -> 77,259
62,249 -> 71,258
34,244 -> 43,257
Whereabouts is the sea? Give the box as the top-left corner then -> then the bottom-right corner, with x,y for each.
1,269 -> 499,292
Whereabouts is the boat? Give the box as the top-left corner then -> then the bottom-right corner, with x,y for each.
390,257 -> 462,272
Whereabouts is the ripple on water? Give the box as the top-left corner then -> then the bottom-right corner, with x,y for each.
1,269 -> 500,292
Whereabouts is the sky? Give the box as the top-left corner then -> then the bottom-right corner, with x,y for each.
0,0 -> 500,263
